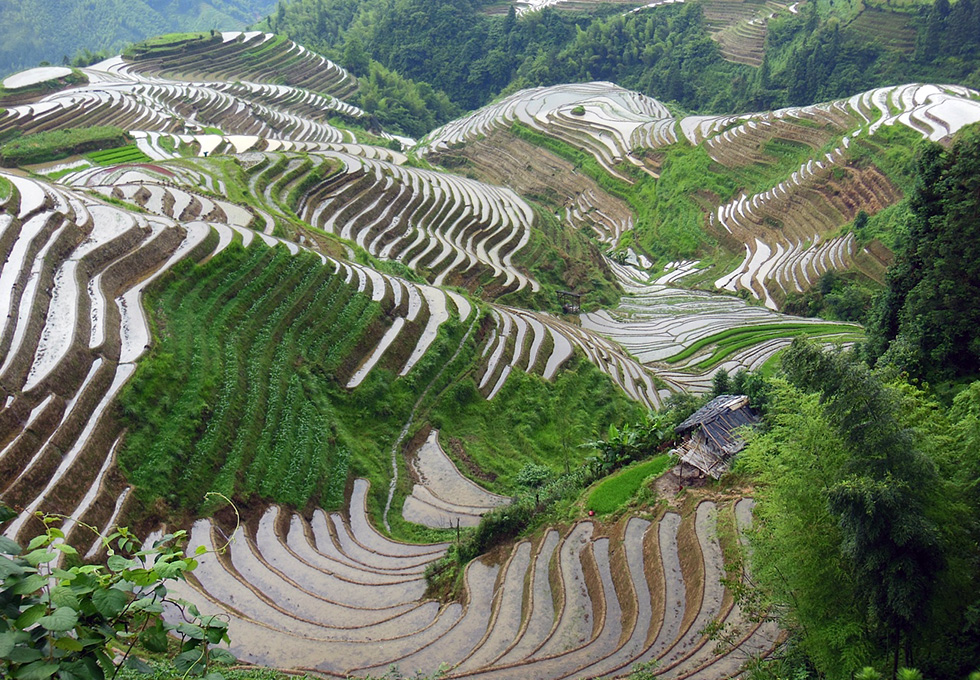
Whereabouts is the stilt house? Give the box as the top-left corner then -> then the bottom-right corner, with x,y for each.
673,394 -> 759,479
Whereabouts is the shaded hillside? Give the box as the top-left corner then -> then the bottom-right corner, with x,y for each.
264,0 -> 980,136
0,0 -> 278,78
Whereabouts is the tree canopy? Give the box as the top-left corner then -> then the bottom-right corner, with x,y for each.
866,125 -> 980,382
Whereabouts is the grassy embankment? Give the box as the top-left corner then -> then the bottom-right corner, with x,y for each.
0,126 -> 130,167
586,453 -> 674,514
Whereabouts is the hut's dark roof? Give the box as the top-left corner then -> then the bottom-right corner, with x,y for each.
675,394 -> 759,456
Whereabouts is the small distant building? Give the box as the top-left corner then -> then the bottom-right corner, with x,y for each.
556,290 -> 581,314
673,394 -> 759,479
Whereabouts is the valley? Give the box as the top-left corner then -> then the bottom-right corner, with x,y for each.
1,6 -> 979,678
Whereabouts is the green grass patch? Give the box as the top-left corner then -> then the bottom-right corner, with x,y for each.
663,322 -> 864,365
123,32 -> 214,59
85,145 -> 152,166
40,162 -> 93,181
689,330 -> 864,371
0,126 -> 128,167
586,454 -> 674,514
0,176 -> 10,201
430,355 -> 645,494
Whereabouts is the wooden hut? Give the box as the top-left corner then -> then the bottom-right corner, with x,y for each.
673,394 -> 759,479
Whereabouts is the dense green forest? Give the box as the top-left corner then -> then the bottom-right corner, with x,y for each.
740,340 -> 980,680
260,0 -> 980,137
865,126 -> 980,383
0,0 -> 277,77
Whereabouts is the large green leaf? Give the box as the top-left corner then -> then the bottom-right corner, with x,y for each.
53,636 -> 84,652
8,646 -> 43,663
49,587 -> 80,610
209,648 -> 236,665
12,660 -> 59,680
174,649 -> 207,676
59,657 -> 105,680
106,555 -> 132,573
24,550 -> 56,567
176,622 -> 205,640
0,554 -> 27,579
91,588 -> 128,618
139,622 -> 169,654
11,574 -> 46,595
124,656 -> 153,674
14,604 -> 47,629
26,536 -> 48,552
37,607 -> 78,632
0,535 -> 21,555
0,504 -> 17,524
0,628 -> 18,656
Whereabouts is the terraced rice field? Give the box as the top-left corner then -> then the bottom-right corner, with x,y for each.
582,273 -> 860,393
157,488 -> 778,678
3,36 -> 959,678
701,0 -> 786,67
122,31 -> 358,100
402,429 -> 512,528
845,8 -> 917,53
86,145 -> 152,166
0,37 -> 364,150
0,168 -> 671,533
424,81 -> 980,304
0,173 -> 216,549
431,130 -> 634,247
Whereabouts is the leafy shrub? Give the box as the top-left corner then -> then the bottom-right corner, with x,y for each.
515,463 -> 554,490
0,506 -> 234,680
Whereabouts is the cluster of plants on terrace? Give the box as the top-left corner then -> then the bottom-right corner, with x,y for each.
782,268 -> 876,323
0,127 -> 130,167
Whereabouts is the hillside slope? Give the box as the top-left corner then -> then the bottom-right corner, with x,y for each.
2,31 -> 975,678
0,0 -> 277,77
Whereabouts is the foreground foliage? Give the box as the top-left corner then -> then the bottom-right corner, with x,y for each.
0,507 -> 233,680
738,340 -> 980,679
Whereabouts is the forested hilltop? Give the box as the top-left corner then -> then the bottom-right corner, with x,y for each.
261,0 -> 980,137
0,0 -> 277,77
